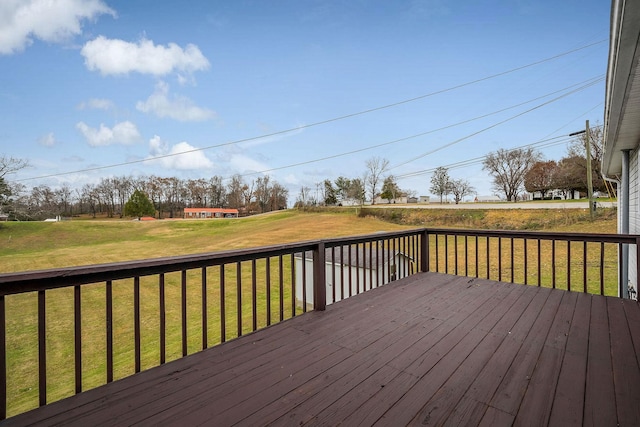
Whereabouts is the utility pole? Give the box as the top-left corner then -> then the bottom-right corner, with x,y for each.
585,120 -> 595,219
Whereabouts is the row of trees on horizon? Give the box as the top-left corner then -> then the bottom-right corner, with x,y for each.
0,125 -> 609,220
0,172 -> 289,221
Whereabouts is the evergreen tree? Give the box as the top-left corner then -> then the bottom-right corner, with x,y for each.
124,189 -> 155,219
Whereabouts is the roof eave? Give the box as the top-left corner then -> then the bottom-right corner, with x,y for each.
603,0 -> 640,177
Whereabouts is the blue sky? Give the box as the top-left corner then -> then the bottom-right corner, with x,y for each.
0,0 -> 610,201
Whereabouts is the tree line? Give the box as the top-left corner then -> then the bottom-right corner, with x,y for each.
431,125 -> 606,203
294,157 -> 416,207
0,166 -> 288,221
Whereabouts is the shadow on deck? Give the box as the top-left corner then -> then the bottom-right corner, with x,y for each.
5,272 -> 640,426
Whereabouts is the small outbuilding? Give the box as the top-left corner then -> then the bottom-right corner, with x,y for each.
184,208 -> 239,219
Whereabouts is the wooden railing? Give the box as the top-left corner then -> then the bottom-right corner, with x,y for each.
0,228 -> 637,419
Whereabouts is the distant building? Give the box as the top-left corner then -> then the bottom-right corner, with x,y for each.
183,208 -> 239,219
374,196 -> 408,204
475,195 -> 501,203
419,196 -> 430,204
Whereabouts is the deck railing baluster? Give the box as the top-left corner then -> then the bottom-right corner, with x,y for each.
486,237 -> 490,279
236,262 -> 242,335
220,265 -> 226,343
202,268 -> 207,350
510,238 -> 514,283
302,252 -> 307,312
435,234 -> 439,273
340,246 -> 345,298
464,236 -> 468,277
583,242 -> 588,293
134,277 -> 141,372
475,236 -> 478,278
600,242 -> 605,295
106,280 -> 114,380
74,285 -> 82,394
355,244 -> 360,294
290,254 -> 296,318
251,260 -> 257,331
38,290 -> 46,407
567,242 -> 571,292
331,247 -> 336,303
159,275 -> 165,364
524,239 -> 528,285
181,271 -> 187,356
498,237 -> 502,282
537,239 -> 542,287
349,245 -> 354,295
552,241 -> 556,289
279,256 -> 284,321
369,242 -> 373,290
266,257 -> 271,326
445,234 -> 449,274
454,235 -> 458,275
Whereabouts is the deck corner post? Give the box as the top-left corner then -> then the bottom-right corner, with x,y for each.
421,229 -> 429,272
313,242 -> 327,311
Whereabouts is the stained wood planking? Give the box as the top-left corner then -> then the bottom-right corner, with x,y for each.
4,272 -> 640,427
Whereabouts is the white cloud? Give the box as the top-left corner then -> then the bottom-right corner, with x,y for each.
0,0 -> 115,55
39,132 -> 57,147
228,153 -> 270,174
136,81 -> 216,122
78,98 -> 114,110
76,120 -> 141,146
81,36 -> 210,76
146,135 -> 213,170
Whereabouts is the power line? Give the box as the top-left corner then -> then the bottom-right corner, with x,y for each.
388,77 -> 603,170
16,40 -> 606,183
395,124 -> 605,180
232,76 -> 603,179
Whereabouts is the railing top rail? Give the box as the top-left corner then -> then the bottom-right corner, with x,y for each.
1,227 -> 636,296
0,241 -> 318,295
423,228 -> 640,244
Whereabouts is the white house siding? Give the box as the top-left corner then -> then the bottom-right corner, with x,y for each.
629,149 -> 639,294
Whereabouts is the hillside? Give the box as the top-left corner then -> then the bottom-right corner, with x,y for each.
0,207 -> 617,273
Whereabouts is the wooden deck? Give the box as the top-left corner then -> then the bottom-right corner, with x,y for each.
5,272 -> 640,426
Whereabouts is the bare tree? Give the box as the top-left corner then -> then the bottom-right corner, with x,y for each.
0,155 -> 29,178
365,157 -> 389,204
483,148 -> 540,202
450,178 -> 474,204
207,176 -> 226,207
429,167 -> 452,204
0,155 -> 29,217
564,125 -> 606,193
226,175 -> 246,209
295,186 -> 312,207
254,175 -> 271,213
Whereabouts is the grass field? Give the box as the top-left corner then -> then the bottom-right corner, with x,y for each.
0,207 -> 619,417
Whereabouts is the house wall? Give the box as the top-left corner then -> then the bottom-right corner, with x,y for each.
629,148 -> 639,294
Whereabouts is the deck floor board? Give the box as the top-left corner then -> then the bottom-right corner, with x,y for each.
5,272 -> 640,427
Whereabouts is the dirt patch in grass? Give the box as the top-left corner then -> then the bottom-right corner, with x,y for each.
360,207 -> 617,232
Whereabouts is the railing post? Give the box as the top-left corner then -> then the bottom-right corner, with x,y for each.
421,229 -> 429,272
313,242 -> 327,311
